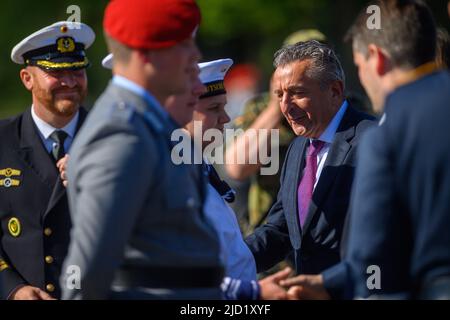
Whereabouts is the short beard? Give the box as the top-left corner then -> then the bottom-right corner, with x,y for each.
53,97 -> 82,117
49,86 -> 87,117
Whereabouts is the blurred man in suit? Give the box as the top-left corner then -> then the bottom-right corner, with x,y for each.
345,0 -> 450,299
61,0 -> 223,300
282,0 -> 450,300
245,41 -> 375,277
0,21 -> 93,299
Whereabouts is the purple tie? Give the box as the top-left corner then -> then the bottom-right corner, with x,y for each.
298,140 -> 325,228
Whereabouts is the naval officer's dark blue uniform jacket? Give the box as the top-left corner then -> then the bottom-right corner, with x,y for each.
0,107 -> 86,299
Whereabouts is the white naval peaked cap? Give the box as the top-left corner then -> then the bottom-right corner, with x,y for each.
198,58 -> 233,98
102,53 -> 113,70
198,58 -> 233,84
11,21 -> 95,69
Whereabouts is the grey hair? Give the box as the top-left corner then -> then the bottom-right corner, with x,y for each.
273,40 -> 345,91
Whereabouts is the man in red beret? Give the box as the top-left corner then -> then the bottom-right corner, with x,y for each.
61,0 -> 224,299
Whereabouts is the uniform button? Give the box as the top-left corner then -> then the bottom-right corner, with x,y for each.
44,228 -> 52,236
45,256 -> 54,264
46,284 -> 55,292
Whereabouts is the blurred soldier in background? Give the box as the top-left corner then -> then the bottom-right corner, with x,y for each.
62,0 -> 223,300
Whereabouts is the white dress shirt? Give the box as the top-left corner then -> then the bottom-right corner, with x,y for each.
312,100 -> 348,189
31,105 -> 79,154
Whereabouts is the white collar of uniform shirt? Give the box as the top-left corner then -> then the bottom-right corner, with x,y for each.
31,104 -> 79,153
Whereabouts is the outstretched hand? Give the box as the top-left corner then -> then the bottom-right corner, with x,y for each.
259,267 -> 294,300
280,274 -> 331,300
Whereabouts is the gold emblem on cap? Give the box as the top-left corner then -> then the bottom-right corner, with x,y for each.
206,82 -> 225,93
57,37 -> 75,53
60,25 -> 68,33
8,217 -> 21,237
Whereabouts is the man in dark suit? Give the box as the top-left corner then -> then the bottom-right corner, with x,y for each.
0,21 -> 93,299
245,41 -> 375,277
345,0 -> 450,299
282,0 -> 450,300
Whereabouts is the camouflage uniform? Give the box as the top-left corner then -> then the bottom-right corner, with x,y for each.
233,93 -> 295,236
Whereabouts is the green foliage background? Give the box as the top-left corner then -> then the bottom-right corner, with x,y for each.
0,0 -> 448,118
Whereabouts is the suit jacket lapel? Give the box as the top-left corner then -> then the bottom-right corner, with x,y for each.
75,107 -> 88,135
301,107 -> 357,234
44,107 -> 88,219
44,177 -> 65,220
289,138 -> 308,240
17,108 -> 57,191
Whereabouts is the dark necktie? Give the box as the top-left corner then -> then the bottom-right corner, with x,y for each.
50,130 -> 68,161
297,139 -> 325,228
205,164 -> 236,203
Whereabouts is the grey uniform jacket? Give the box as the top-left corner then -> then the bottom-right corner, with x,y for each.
61,82 -> 222,299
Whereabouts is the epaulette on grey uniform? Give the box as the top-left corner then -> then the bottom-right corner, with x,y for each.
109,100 -> 135,123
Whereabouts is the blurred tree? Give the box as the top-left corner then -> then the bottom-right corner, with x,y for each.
198,0 -> 329,81
0,0 -> 448,118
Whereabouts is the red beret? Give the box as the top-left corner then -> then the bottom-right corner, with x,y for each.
103,0 -> 201,50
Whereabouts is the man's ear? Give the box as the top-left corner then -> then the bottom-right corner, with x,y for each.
137,49 -> 151,64
447,0 -> 450,18
19,68 -> 34,91
330,80 -> 344,99
368,44 -> 390,76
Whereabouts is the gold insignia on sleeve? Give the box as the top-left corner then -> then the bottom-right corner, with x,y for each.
8,217 -> 21,237
0,260 -> 10,271
0,168 -> 21,187
0,178 -> 20,188
57,37 -> 76,53
0,168 -> 21,177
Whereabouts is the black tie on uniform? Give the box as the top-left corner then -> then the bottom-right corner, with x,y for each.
50,130 -> 68,161
205,164 -> 236,203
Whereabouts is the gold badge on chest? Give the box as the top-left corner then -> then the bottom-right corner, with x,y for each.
0,168 -> 21,188
8,217 -> 21,237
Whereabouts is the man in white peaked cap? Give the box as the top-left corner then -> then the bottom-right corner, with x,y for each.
0,21 -> 94,299
182,59 -> 294,300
